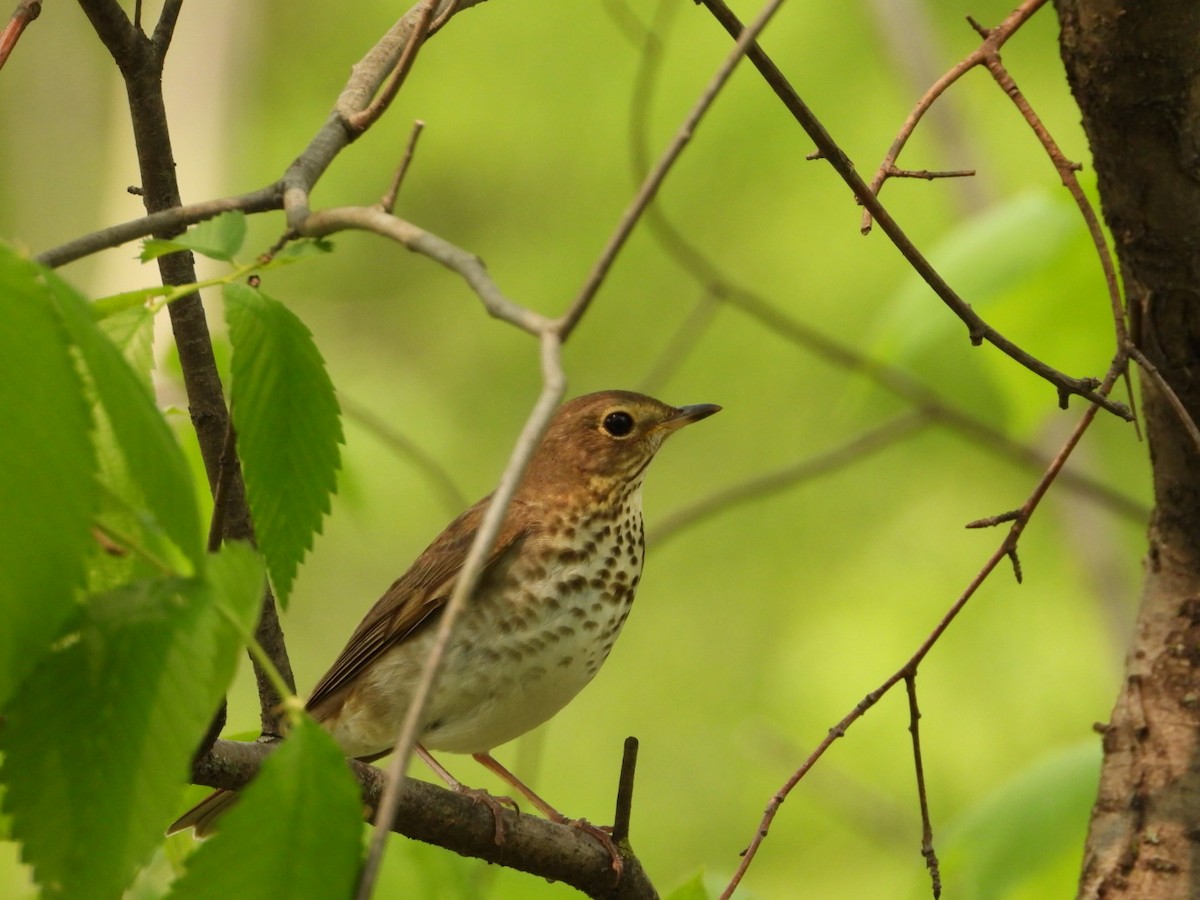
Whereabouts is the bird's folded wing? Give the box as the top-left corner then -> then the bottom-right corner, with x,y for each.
305,494 -> 531,718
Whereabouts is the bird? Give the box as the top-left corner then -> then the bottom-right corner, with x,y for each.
170,390 -> 720,863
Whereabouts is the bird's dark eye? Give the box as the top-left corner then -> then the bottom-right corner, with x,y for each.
602,411 -> 635,437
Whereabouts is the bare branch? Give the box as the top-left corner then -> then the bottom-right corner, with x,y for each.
78,0 -> 298,732
149,0 -> 183,60
346,0 -> 438,134
720,363 -> 1122,897
380,120 -> 426,214
695,0 -> 1131,420
1130,346 -> 1200,458
299,205 -> 553,334
861,0 -> 1048,230
905,674 -> 941,900
611,737 -> 640,846
0,0 -> 41,70
36,185 -> 284,268
556,0 -> 786,339
649,412 -> 931,547
191,739 -> 657,900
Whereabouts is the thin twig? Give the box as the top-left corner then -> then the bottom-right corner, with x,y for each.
719,363 -> 1122,898
649,412 -> 931,547
149,0 -> 183,60
905,674 -> 942,899
619,5 -> 1144,527
965,509 -> 1022,529
299,205 -> 552,335
556,0 -> 786,339
977,42 -> 1128,354
1130,346 -> 1200,457
0,0 -> 41,70
36,185 -> 284,268
860,0 -> 1135,416
860,0 -> 1048,231
695,0 -> 1131,421
381,120 -> 426,214
611,737 -> 639,845
885,166 -> 976,180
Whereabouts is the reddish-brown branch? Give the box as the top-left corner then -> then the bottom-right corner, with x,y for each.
719,362 -> 1123,898
861,0 -> 1133,379
380,120 -> 426,214
905,674 -> 941,899
0,0 -> 40,70
861,0 -> 1049,231
695,0 -> 1131,421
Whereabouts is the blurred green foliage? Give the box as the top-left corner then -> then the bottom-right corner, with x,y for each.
0,0 -> 1146,897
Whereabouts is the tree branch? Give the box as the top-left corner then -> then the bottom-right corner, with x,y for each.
191,739 -> 657,900
0,0 -> 42,70
694,0 -> 1132,421
76,0 -> 296,733
720,362 -> 1123,897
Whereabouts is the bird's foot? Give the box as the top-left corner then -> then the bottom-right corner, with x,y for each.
454,785 -> 519,845
561,817 -> 623,879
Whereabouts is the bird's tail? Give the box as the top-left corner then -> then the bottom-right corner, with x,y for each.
167,788 -> 239,838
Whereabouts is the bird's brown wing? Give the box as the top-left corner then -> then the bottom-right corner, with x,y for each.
305,494 -> 531,719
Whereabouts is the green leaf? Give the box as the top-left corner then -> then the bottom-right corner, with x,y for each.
937,741 -> 1100,899
263,237 -> 334,267
0,246 -> 95,708
98,305 -> 156,387
140,212 -> 247,263
0,542 -> 264,900
42,269 -> 204,569
225,283 -> 343,604
168,716 -> 363,900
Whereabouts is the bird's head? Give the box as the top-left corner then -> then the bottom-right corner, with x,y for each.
521,390 -> 720,499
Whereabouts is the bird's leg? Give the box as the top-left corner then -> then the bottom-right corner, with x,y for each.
472,751 -> 624,877
415,745 -> 516,845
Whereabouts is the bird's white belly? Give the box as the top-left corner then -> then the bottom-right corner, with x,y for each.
424,528 -> 648,753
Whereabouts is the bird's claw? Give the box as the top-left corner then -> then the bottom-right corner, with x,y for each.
455,786 -> 519,845
565,818 -> 623,879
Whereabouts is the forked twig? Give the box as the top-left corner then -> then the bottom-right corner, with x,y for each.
861,0 -> 1048,232
695,0 -> 1131,421
719,364 -> 1121,898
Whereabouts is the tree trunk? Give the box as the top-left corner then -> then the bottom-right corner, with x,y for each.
1055,1 -> 1200,896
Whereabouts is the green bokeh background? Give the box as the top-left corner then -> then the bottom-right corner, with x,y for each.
0,1 -> 1147,897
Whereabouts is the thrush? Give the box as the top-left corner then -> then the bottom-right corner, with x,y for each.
170,390 -> 719,863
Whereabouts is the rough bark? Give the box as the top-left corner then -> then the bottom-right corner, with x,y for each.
1055,2 -> 1200,896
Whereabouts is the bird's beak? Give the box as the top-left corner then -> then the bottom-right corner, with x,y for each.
660,403 -> 721,434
